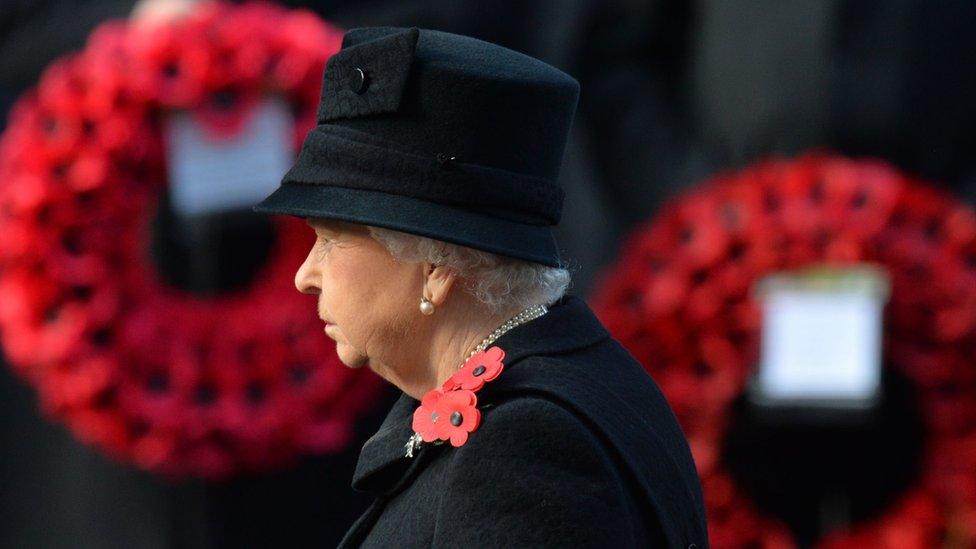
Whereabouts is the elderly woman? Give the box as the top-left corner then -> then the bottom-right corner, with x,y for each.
254,26 -> 707,548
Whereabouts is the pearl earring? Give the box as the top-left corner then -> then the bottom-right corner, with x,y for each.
419,296 -> 435,315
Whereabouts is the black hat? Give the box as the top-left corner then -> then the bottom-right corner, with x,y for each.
252,26 -> 579,268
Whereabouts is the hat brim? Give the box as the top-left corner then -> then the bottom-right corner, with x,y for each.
252,183 -> 564,268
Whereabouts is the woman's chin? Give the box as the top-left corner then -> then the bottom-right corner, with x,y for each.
335,342 -> 369,369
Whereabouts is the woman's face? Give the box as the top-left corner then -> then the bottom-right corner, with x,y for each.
294,218 -> 422,370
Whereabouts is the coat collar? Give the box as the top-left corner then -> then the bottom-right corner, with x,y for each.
351,294 -> 609,495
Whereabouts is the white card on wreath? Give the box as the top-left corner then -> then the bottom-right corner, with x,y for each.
752,266 -> 890,408
164,96 -> 294,216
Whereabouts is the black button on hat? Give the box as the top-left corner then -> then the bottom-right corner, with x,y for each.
349,67 -> 367,94
253,27 -> 580,268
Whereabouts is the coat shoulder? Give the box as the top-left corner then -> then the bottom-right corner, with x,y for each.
427,395 -> 660,547
456,394 -> 609,466
461,346 -> 707,548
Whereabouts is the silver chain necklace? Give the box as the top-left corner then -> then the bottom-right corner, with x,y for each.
404,302 -> 549,457
455,303 -> 548,370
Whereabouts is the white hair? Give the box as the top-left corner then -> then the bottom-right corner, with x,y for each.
366,226 -> 572,314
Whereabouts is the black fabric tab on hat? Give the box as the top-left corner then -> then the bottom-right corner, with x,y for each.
317,27 -> 419,123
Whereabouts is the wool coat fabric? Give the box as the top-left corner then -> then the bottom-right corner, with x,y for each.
338,294 -> 708,548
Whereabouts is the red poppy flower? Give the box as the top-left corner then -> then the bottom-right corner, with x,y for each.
442,345 -> 505,391
412,388 -> 482,447
412,389 -> 446,443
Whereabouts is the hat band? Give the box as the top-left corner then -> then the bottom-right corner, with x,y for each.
280,124 -> 564,226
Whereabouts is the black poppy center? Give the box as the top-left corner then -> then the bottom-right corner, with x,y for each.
450,411 -> 463,426
211,88 -> 238,111
472,365 -> 487,377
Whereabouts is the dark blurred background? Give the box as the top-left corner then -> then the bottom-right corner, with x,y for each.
2,0 -> 974,547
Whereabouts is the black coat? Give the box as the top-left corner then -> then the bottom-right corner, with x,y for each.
338,295 -> 708,548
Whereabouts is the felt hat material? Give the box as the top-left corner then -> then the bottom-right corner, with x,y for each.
253,26 -> 580,268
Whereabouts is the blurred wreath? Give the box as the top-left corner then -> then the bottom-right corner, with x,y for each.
591,152 -> 976,547
0,1 -> 385,479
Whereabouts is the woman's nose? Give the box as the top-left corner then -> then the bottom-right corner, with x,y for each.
294,253 -> 319,295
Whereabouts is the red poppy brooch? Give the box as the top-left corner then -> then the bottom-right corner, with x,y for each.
405,346 -> 505,457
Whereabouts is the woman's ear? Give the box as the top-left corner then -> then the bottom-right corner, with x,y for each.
424,263 -> 457,306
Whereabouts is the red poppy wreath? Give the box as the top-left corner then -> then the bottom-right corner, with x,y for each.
0,2 -> 385,479
591,152 -> 976,548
